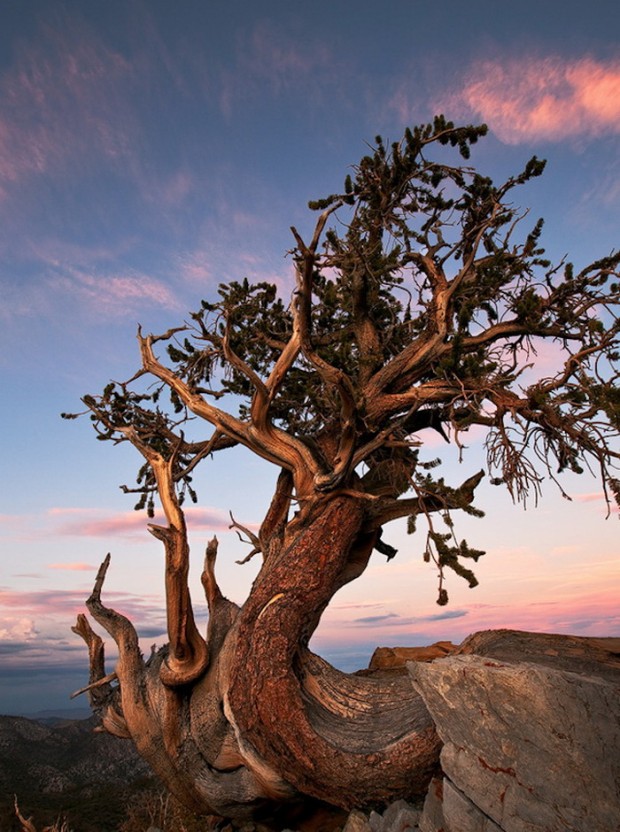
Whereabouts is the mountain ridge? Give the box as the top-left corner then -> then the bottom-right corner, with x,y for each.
0,713 -> 154,831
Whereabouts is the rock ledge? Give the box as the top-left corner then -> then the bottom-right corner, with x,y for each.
408,629 -> 620,832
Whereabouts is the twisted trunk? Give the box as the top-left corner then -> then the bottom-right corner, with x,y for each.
225,496 -> 438,808
74,494 -> 440,825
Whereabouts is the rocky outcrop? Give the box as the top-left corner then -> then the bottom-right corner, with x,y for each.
369,642 -> 457,671
408,630 -> 620,832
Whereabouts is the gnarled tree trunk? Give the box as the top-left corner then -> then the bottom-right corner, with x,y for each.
74,491 -> 440,825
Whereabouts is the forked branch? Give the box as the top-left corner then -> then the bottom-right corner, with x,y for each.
139,328 -> 321,497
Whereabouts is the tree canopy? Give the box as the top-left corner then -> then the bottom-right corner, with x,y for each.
66,119 -> 620,821
67,116 -> 620,603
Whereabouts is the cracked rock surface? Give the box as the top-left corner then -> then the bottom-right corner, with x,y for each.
409,629 -> 620,832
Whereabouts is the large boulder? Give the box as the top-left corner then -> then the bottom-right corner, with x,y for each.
369,642 -> 457,671
409,630 -> 620,832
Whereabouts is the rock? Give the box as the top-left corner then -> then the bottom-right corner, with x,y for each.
381,798 -> 421,830
441,780 -> 502,832
409,629 -> 620,832
418,777 -> 444,832
369,642 -> 457,671
343,799 -> 422,832
342,809 -> 372,832
368,810 -> 383,832
456,629 -> 620,679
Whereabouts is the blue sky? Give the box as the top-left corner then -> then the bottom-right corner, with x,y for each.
0,0 -> 619,714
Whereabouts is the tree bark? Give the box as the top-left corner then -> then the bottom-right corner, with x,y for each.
75,495 -> 440,824
225,496 -> 439,809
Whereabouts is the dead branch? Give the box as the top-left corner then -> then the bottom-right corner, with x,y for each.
230,511 -> 262,564
70,671 -> 118,700
14,797 -> 37,832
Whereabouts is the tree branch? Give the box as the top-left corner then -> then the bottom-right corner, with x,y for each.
139,328 -> 321,497
291,220 -> 359,490
366,470 -> 484,529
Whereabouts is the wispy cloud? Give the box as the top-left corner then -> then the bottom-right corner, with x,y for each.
0,15 -> 137,192
0,585 -> 169,629
50,505 -> 232,538
48,264 -> 183,318
0,505 -> 238,546
218,21 -> 343,118
573,491 -> 605,503
244,21 -> 333,91
354,613 -> 400,625
48,563 -> 97,572
351,609 -> 468,628
440,55 -> 620,145
570,492 -> 617,514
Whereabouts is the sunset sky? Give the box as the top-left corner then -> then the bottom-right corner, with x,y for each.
0,0 -> 619,715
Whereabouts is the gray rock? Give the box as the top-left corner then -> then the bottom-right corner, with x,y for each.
381,798 -> 421,830
369,809 -> 384,832
418,777 -> 445,832
442,779 -> 502,831
409,633 -> 620,832
343,809 -> 372,832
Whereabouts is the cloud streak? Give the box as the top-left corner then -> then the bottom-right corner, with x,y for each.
47,264 -> 183,319
351,609 -> 469,628
0,15 -> 137,192
50,505 -> 232,538
48,563 -> 97,572
218,20 -> 345,118
0,586 -> 171,644
444,55 -> 620,145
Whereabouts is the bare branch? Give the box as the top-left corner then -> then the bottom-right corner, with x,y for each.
86,555 -> 143,661
124,436 -> 210,687
139,327 -> 321,496
14,797 -> 38,832
70,671 -> 118,700
229,511 -> 262,564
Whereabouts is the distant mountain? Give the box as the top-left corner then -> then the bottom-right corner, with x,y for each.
0,714 -> 154,831
17,707 -> 92,723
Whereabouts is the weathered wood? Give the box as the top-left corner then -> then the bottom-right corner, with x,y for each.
225,496 -> 440,810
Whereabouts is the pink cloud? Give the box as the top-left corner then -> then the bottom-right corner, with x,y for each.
47,265 -> 183,318
0,587 -> 99,616
316,587 -> 620,651
0,255 -> 185,329
440,55 -> 620,145
52,505 -> 232,538
177,250 -> 212,285
48,563 -> 97,571
0,586 -> 170,647
0,17 -> 137,189
0,617 -> 38,642
574,492 -> 605,503
569,493 -> 617,514
139,169 -> 196,211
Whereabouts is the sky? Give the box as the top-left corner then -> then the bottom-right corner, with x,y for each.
0,0 -> 619,716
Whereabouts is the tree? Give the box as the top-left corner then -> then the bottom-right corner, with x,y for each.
66,119 -> 620,824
